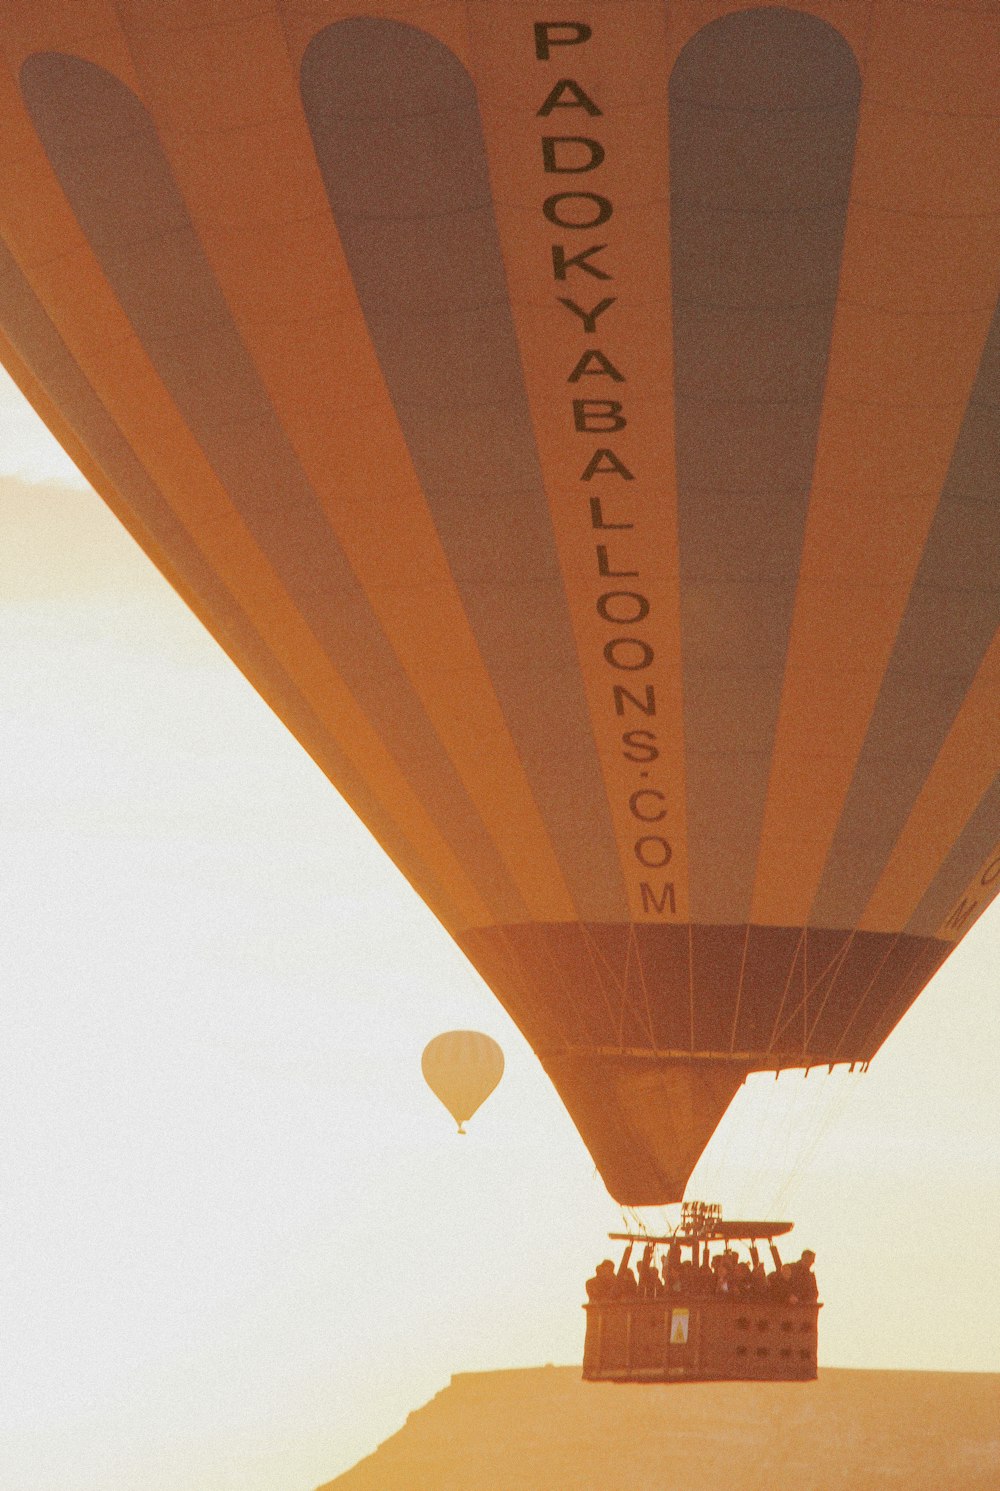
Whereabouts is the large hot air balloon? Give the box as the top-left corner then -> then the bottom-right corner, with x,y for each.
422,1031 -> 505,1133
1,2 -> 997,1204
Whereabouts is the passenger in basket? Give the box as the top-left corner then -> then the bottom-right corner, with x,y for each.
585,1259 -> 617,1300
733,1260 -> 753,1295
768,1264 -> 795,1302
670,1258 -> 694,1294
661,1241 -> 682,1293
790,1249 -> 819,1302
615,1242 -> 638,1298
694,1257 -> 716,1295
637,1244 -> 661,1299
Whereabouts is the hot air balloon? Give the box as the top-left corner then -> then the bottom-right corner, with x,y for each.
1,2 -> 998,1206
421,1031 -> 505,1133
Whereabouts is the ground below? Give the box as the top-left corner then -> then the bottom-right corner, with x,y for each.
318,1364 -> 999,1490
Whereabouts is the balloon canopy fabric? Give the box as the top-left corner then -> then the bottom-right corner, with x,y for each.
421,1031 -> 506,1131
1,1 -> 998,1203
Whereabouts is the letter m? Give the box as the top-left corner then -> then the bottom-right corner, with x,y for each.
640,882 -> 676,915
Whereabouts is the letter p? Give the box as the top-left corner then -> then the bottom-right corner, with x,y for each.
534,21 -> 593,60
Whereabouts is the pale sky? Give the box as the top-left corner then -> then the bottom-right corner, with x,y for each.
0,363 -> 998,1491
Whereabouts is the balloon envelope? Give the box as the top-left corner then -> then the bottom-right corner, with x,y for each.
422,1032 -> 505,1132
1,2 -> 998,1203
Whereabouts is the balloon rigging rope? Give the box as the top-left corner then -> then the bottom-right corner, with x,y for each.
738,1096 -> 775,1212
754,1074 -> 835,1216
769,1067 -> 864,1217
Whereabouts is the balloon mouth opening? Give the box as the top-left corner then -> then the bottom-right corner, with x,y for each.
456,1124 -> 467,1135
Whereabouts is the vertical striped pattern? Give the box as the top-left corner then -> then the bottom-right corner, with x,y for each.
22,49 -> 530,925
812,293 -> 1000,929
301,19 -> 626,923
670,9 -> 860,925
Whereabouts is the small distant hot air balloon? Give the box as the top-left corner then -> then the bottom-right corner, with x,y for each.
421,1031 -> 504,1134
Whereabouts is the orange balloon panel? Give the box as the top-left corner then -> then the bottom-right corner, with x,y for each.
1,1 -> 998,1203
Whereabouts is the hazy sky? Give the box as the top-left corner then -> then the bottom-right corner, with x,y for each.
1,363 -> 998,1491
